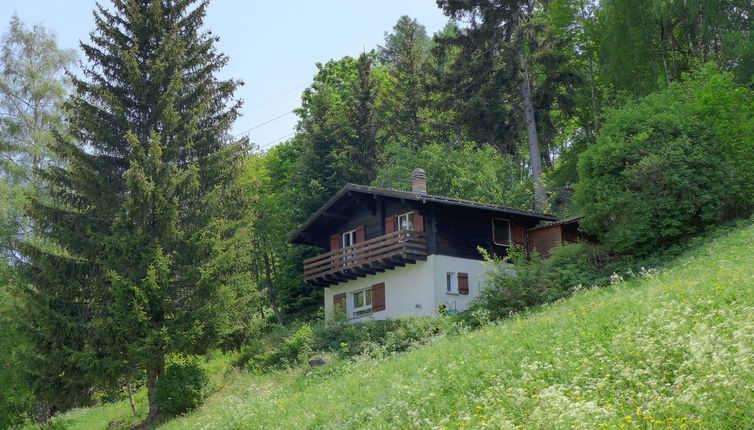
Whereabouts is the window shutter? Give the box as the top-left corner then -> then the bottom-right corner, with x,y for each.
384,216 -> 396,234
330,234 -> 340,251
458,273 -> 469,295
333,293 -> 346,312
372,282 -> 385,312
412,210 -> 424,232
355,225 -> 365,243
512,223 -> 525,245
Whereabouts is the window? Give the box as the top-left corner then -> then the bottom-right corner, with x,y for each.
352,288 -> 372,317
341,229 -> 356,248
446,272 -> 458,294
397,211 -> 414,231
492,218 -> 511,246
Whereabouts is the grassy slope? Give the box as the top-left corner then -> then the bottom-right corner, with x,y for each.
52,223 -> 754,429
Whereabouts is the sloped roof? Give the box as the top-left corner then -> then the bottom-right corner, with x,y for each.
526,215 -> 584,232
288,183 -> 557,244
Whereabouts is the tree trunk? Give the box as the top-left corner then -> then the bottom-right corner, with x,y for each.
35,401 -> 51,430
262,251 -> 285,326
135,358 -> 164,428
518,63 -> 545,211
587,53 -> 600,134
127,381 -> 137,416
580,4 -> 600,135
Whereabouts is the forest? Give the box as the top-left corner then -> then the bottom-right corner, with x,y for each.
0,0 -> 752,428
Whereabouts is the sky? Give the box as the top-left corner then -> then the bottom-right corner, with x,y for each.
1,1 -> 450,149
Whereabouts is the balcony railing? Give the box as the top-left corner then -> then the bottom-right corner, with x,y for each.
304,230 -> 428,286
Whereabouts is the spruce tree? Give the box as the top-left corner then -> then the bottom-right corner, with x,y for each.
19,0 -> 245,425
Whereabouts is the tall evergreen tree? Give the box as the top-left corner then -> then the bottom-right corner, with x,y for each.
377,16 -> 432,147
18,0 -> 245,425
437,0 -> 563,210
345,53 -> 380,184
295,53 -> 384,213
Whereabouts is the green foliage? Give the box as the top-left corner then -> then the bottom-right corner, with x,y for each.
0,275 -> 32,429
376,16 -> 434,148
0,15 -> 75,258
295,52 -> 388,215
155,356 -> 209,417
373,141 -> 532,208
0,16 -> 78,424
597,0 -> 754,95
472,246 -> 554,320
540,242 -> 610,291
313,317 -> 451,358
575,65 -> 754,255
473,242 -> 609,321
234,324 -> 314,372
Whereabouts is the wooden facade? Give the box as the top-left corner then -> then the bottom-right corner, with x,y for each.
526,216 -> 594,258
289,184 -> 559,286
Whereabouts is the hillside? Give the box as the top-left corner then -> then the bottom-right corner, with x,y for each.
50,222 -> 753,429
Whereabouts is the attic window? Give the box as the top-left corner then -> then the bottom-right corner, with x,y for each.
492,218 -> 511,247
397,211 -> 414,231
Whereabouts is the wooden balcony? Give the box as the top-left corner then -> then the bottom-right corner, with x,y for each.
304,230 -> 428,286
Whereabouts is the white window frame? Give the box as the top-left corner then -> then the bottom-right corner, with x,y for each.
397,211 -> 414,231
351,287 -> 373,317
446,272 -> 458,295
341,229 -> 356,248
492,218 -> 512,247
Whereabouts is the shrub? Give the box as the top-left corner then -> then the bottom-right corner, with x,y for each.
313,317 -> 449,358
472,246 -> 554,320
472,243 -> 609,321
540,242 -> 610,291
575,64 -> 754,256
155,355 -> 209,416
235,324 -> 313,372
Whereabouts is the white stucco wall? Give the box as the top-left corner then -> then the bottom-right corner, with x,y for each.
323,255 -> 491,322
430,254 -> 489,315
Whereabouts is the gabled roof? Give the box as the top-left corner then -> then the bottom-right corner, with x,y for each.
288,183 -> 557,244
526,215 -> 584,232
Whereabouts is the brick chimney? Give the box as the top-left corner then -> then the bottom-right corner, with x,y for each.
411,168 -> 427,194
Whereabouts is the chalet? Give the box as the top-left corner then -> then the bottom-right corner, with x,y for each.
288,168 -> 579,322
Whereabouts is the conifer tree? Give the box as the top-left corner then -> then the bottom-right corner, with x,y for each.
18,0 -> 245,425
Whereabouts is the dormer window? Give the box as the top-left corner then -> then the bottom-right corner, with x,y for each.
397,211 -> 414,231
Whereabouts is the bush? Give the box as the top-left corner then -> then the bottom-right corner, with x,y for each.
540,242 -> 610,290
235,324 -> 313,372
472,244 -> 609,321
155,355 -> 209,416
575,64 -> 754,256
313,317 -> 449,358
472,246 -> 554,320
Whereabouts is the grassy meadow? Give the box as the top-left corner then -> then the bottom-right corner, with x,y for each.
46,222 -> 754,429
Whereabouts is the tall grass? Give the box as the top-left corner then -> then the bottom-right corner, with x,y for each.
48,222 -> 754,429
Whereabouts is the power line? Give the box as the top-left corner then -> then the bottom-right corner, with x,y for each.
255,131 -> 296,151
244,84 -> 307,112
233,110 -> 294,138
